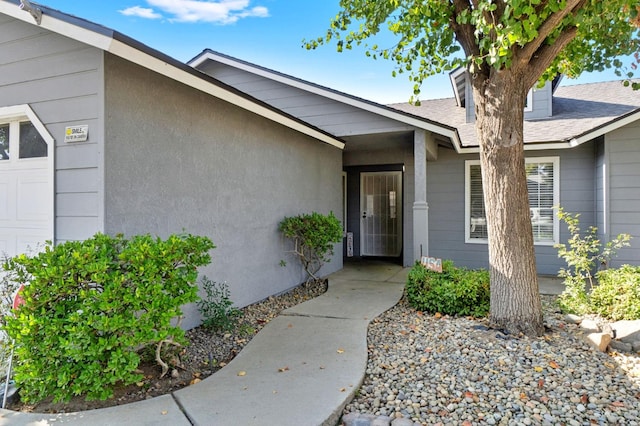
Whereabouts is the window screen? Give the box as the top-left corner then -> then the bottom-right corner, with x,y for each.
469,164 -> 487,239
467,158 -> 558,243
526,162 -> 555,242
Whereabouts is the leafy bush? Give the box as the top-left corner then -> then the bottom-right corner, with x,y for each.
555,208 -> 631,316
590,265 -> 640,320
406,260 -> 490,317
2,233 -> 214,403
197,277 -> 242,332
0,251 -> 29,377
279,211 -> 342,282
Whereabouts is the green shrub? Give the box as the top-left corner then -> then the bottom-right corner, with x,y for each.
406,260 -> 490,317
590,265 -> 640,320
197,277 -> 242,332
279,211 -> 342,282
2,232 -> 214,403
0,251 -> 28,377
555,208 -> 631,316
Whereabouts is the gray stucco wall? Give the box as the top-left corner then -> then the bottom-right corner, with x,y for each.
427,142 -> 596,275
0,15 -> 104,243
605,119 -> 640,267
103,54 -> 343,328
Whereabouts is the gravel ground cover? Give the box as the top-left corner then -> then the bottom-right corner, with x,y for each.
342,296 -> 640,426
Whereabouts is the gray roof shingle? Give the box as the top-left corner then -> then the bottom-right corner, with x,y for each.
389,80 -> 640,147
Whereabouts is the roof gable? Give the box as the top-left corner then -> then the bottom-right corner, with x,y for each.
189,49 -> 463,150
0,0 -> 344,149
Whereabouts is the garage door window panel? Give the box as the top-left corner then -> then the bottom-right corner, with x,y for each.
19,122 -> 47,159
0,124 -> 8,160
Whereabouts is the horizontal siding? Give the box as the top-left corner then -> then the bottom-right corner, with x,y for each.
0,71 -> 99,106
55,140 -> 100,169
0,16 -> 104,242
56,216 -> 100,240
0,47 -> 100,86
197,61 -> 411,137
56,193 -> 99,217
33,96 -> 100,125
606,120 -> 640,266
427,150 -> 489,269
427,143 -> 596,275
525,83 -> 552,120
56,168 -> 100,193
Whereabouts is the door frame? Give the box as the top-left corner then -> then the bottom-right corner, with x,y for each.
359,170 -> 403,257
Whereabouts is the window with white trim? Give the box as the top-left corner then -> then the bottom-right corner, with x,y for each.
465,157 -> 559,245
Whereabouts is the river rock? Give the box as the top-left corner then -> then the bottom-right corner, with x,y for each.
585,332 -> 611,352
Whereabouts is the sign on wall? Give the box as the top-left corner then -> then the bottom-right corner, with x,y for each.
64,125 -> 89,143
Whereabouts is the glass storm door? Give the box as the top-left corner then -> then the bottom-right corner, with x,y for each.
360,172 -> 402,256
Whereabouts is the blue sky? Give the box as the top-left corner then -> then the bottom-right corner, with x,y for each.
37,0 -> 631,104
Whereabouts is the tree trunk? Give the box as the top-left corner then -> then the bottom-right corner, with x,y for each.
472,71 -> 544,336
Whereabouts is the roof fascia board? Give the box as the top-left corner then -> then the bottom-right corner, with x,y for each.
449,67 -> 465,107
192,51 -> 463,151
0,1 -> 113,50
0,1 -> 344,150
451,142 -> 575,154
568,109 -> 640,147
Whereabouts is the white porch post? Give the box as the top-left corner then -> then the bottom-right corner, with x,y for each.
413,130 -> 431,262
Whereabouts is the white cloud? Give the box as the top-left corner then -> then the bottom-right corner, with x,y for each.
145,0 -> 269,24
119,6 -> 163,19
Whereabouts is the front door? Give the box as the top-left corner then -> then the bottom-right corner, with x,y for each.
360,171 -> 402,257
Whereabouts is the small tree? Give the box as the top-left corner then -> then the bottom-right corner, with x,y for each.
279,212 -> 343,283
555,208 -> 631,314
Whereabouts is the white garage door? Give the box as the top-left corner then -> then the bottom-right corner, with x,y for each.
0,118 -> 53,258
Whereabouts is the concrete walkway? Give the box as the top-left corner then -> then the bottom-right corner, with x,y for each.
0,261 -> 407,426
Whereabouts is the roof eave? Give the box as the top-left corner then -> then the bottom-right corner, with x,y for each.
0,1 -> 345,150
566,108 -> 640,147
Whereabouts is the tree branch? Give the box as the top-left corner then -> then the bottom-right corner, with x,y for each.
451,0 -> 481,59
156,316 -> 184,378
517,0 -> 586,65
494,0 -> 507,24
524,26 -> 579,89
